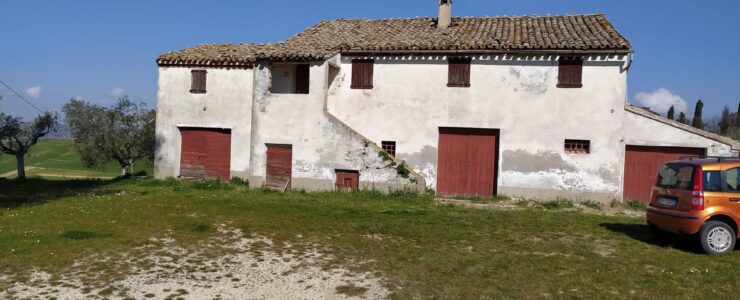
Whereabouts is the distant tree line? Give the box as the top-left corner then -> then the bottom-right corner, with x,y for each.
666,98 -> 740,139
0,95 -> 155,179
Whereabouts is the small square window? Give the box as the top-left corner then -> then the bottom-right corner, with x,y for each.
190,69 -> 207,94
564,139 -> 590,154
381,141 -> 396,157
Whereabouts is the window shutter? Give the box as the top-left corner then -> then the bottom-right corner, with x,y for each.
557,57 -> 583,88
351,59 -> 374,89
190,70 -> 207,93
447,58 -> 471,87
295,64 -> 310,94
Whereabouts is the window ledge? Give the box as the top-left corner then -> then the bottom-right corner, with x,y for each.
447,83 -> 471,88
190,90 -> 207,94
556,84 -> 583,88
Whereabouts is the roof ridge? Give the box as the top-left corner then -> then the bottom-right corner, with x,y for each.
315,13 -> 608,23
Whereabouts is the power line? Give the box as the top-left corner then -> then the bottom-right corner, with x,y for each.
0,80 -> 43,113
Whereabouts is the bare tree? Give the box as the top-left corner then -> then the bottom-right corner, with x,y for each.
0,109 -> 59,179
63,97 -> 155,176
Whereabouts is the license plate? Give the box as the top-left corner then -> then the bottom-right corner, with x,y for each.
657,197 -> 677,207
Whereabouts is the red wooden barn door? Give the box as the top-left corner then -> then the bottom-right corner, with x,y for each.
266,144 -> 292,190
336,170 -> 359,191
179,128 -> 231,180
437,128 -> 499,197
623,145 -> 705,203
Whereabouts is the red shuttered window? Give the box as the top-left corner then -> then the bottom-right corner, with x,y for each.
190,70 -> 207,94
448,57 -> 471,87
557,57 -> 583,88
351,59 -> 374,89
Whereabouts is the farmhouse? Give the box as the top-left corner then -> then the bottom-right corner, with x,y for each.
154,1 -> 740,203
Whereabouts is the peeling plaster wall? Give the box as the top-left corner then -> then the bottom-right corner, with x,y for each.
623,111 -> 734,156
248,60 -> 422,191
154,67 -> 254,179
328,55 -> 629,201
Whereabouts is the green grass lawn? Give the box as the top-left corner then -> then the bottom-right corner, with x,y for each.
0,178 -> 738,299
0,139 -> 152,179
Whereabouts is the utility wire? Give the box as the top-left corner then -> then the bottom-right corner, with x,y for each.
0,80 -> 43,113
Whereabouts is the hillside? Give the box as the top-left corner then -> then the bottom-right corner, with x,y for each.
0,139 -> 153,179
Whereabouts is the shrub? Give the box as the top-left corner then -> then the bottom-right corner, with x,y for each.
627,200 -> 647,211
580,200 -> 602,210
542,198 -> 575,210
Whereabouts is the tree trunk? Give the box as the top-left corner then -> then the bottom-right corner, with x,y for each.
120,166 -> 127,176
16,154 -> 26,179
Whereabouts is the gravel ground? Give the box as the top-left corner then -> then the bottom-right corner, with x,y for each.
1,227 -> 388,300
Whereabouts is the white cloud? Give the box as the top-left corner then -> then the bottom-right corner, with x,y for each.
25,85 -> 42,99
635,88 -> 688,114
109,87 -> 125,97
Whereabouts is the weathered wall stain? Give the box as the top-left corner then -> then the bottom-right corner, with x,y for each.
502,150 -> 576,173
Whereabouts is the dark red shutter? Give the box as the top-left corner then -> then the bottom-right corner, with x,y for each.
190,70 -> 207,93
351,59 -> 374,89
295,64 -> 310,94
557,57 -> 583,88
447,58 -> 471,87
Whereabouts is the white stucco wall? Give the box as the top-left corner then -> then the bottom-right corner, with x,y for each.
328,54 -> 630,200
154,53 -> 735,201
247,60 -> 423,191
154,66 -> 254,179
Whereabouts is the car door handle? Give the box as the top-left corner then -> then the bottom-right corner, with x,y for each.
730,198 -> 740,203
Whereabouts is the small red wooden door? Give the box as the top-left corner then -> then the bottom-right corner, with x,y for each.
623,145 -> 705,202
179,128 -> 231,180
437,128 -> 498,197
336,170 -> 359,191
266,144 -> 292,190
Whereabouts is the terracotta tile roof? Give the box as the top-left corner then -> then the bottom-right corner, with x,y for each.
158,14 -> 632,66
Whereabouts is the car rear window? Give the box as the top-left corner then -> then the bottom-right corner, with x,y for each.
656,163 -> 696,190
703,170 -> 722,192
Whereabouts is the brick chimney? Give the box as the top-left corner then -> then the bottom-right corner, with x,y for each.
438,0 -> 452,29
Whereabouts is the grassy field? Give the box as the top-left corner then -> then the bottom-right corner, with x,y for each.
0,139 -> 153,179
1,179 -> 739,298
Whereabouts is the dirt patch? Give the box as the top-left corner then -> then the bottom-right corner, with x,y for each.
0,226 -> 388,299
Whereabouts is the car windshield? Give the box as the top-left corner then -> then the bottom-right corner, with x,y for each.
656,163 -> 695,190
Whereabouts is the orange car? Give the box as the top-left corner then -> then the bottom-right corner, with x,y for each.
646,157 -> 740,255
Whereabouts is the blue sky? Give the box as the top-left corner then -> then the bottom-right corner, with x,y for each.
1,0 -> 738,120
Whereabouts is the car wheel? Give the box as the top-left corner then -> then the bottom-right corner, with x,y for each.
699,221 -> 736,255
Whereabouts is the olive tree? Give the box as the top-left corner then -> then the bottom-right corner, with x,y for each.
0,107 -> 59,179
63,97 -> 155,176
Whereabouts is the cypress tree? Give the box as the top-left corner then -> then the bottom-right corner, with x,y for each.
720,105 -> 731,135
691,100 -> 704,130
667,105 -> 675,120
677,112 -> 688,124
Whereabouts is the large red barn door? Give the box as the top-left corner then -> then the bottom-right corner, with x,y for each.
437,128 -> 499,197
179,127 -> 231,180
623,145 -> 705,202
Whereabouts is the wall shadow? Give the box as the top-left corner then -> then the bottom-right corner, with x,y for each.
0,178 -> 116,209
599,222 -> 703,254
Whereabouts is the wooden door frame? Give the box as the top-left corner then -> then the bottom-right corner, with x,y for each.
436,127 -> 501,197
